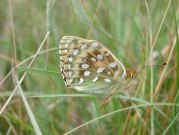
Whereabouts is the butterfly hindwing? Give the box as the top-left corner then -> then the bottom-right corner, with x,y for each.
59,36 -> 126,93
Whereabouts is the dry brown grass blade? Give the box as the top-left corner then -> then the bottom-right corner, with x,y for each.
141,0 -> 173,133
142,30 -> 178,135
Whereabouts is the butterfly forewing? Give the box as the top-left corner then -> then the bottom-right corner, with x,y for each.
59,36 -> 126,93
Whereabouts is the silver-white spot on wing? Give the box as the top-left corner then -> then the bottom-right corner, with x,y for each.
92,42 -> 98,47
105,52 -> 110,56
73,49 -> 79,55
97,54 -> 103,60
69,57 -> 73,62
81,64 -> 89,69
97,67 -> 105,73
68,71 -> 72,77
64,39 -> 72,48
104,78 -> 111,82
83,58 -> 87,62
91,57 -> 97,62
109,61 -> 118,68
81,44 -> 88,49
92,76 -> 99,82
107,71 -> 111,75
78,78 -> 84,84
64,49 -> 68,54
84,71 -> 91,76
67,64 -> 71,69
114,71 -> 119,78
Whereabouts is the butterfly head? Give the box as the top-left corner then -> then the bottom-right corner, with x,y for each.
125,68 -> 137,79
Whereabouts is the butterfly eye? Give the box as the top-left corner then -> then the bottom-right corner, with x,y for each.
59,36 -> 127,93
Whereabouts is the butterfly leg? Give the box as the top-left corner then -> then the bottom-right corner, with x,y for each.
100,89 -> 117,110
124,81 -> 136,97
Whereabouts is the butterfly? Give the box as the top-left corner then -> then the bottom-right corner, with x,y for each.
59,36 -> 137,94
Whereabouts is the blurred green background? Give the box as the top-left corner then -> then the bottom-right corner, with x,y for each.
0,0 -> 179,134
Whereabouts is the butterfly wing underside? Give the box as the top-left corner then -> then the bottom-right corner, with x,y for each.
59,36 -> 126,93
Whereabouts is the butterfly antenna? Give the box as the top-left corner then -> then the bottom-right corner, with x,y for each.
136,62 -> 167,70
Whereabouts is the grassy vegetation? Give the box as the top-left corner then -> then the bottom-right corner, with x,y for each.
0,0 -> 179,134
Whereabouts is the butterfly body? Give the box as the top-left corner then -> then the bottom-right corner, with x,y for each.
59,36 -> 129,94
